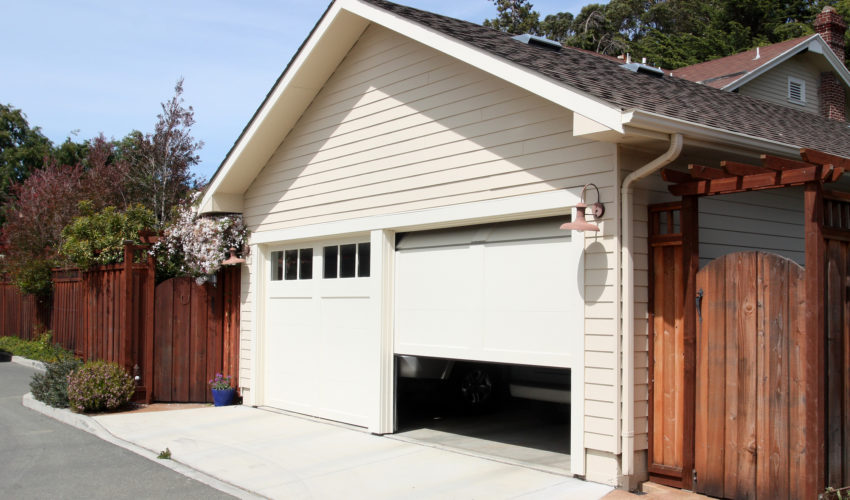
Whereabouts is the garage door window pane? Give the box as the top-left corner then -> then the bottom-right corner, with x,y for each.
271,251 -> 283,280
340,244 -> 356,278
323,246 -> 338,279
284,250 -> 298,280
299,248 -> 313,280
358,242 -> 370,277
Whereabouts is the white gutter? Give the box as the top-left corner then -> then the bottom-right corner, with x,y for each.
620,133 -> 683,482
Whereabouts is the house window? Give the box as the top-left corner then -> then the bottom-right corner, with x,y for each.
271,248 -> 313,281
788,77 -> 806,105
323,242 -> 370,279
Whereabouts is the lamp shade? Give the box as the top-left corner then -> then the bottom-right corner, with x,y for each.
560,203 -> 600,231
221,247 -> 246,266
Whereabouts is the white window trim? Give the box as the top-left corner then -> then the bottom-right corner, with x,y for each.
788,76 -> 806,105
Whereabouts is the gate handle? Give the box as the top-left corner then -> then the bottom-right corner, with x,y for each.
696,289 -> 703,323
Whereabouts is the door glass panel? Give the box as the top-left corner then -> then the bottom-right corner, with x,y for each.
358,242 -> 370,277
271,251 -> 283,281
340,244 -> 356,278
323,246 -> 338,279
284,250 -> 298,280
299,248 -> 313,280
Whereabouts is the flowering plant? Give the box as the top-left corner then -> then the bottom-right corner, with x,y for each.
155,194 -> 248,284
67,361 -> 135,413
209,373 -> 233,391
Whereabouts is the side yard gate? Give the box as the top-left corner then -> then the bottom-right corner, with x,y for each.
648,150 -> 850,499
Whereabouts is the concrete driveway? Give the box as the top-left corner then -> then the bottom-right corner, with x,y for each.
85,404 -> 612,499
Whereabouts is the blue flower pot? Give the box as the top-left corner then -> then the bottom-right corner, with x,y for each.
211,388 -> 236,406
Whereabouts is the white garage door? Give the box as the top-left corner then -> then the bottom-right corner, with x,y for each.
264,238 -> 375,427
395,217 -> 583,368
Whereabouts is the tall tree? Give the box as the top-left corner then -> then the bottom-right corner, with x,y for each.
483,0 -> 541,35
0,104 -> 52,207
482,0 -> 839,70
122,78 -> 202,226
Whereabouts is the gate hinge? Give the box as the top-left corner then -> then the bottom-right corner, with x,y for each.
692,469 -> 698,486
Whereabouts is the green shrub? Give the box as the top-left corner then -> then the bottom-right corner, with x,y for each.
67,361 -> 135,413
60,202 -> 155,270
0,332 -> 75,363
30,358 -> 83,408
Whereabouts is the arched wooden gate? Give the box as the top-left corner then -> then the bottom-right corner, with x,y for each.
693,252 -> 806,498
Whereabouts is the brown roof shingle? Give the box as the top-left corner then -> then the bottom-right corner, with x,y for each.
363,0 -> 850,159
671,36 -> 815,88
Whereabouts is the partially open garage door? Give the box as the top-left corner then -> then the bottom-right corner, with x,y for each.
394,217 -> 583,368
264,238 -> 375,427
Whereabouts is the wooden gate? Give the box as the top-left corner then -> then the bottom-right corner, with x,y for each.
153,268 -> 240,403
694,252 -> 807,498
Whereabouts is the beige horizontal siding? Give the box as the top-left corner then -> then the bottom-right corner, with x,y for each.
239,261 -> 253,395
244,24 -> 614,232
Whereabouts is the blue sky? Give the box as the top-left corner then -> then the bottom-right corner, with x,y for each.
2,0 -> 590,181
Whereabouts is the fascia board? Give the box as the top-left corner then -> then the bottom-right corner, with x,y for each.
722,35 -> 850,91
344,0 -> 624,132
200,3 -> 368,213
622,109 -> 800,158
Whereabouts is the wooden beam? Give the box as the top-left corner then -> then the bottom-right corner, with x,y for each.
669,165 -> 827,196
760,154 -> 814,171
680,195 -> 698,491
823,189 -> 850,202
720,160 -> 766,176
661,168 -> 693,183
688,164 -> 730,180
800,148 -> 850,171
828,166 -> 844,182
802,182 -> 826,497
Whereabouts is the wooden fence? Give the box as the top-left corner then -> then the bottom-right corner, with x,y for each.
823,191 -> 850,488
0,243 -> 240,404
0,276 -> 51,340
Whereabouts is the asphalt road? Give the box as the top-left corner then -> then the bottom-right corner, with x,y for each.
0,360 -> 235,499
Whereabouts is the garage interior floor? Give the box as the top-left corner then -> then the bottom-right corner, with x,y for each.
394,396 -> 571,474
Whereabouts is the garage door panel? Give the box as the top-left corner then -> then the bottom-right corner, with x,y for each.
264,238 -> 374,428
394,308 -> 482,350
483,312 -> 575,366
395,217 -> 581,368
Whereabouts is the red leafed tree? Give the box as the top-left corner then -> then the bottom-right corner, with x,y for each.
1,151 -> 130,295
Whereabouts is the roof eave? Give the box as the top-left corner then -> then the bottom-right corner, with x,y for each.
622,109 -> 802,158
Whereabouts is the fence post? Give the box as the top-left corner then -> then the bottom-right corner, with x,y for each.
122,241 -> 134,371
144,248 -> 155,403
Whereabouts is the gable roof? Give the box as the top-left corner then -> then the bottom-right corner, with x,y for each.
201,0 -> 850,213
670,34 -> 850,90
362,0 -> 850,155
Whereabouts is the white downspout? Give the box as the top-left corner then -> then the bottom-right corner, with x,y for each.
620,133 -> 683,484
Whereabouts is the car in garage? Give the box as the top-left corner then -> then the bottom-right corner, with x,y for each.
397,355 -> 571,411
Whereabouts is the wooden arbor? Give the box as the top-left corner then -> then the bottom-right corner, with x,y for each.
647,149 -> 850,498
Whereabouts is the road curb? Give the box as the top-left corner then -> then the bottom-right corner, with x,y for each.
22,392 -> 261,500
12,356 -> 46,372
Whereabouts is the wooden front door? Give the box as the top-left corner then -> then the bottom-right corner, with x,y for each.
694,252 -> 807,498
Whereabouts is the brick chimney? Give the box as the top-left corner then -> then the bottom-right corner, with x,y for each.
814,6 -> 846,61
814,7 -> 847,122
